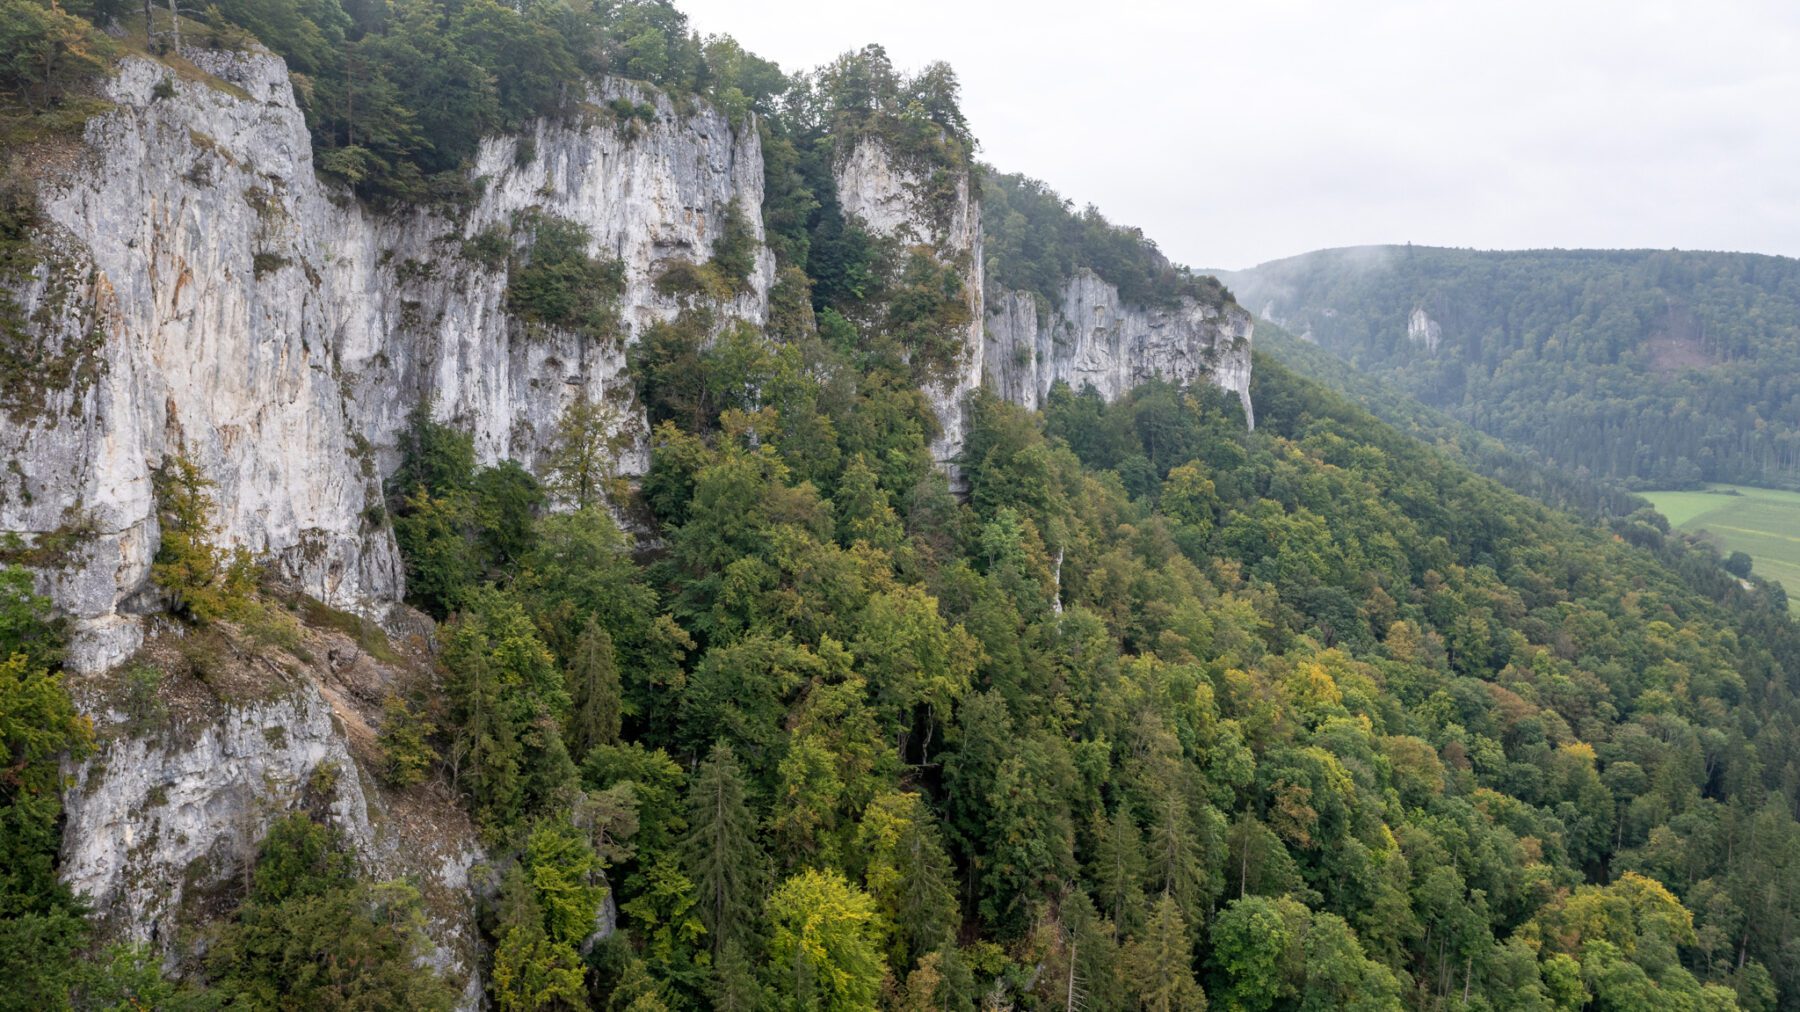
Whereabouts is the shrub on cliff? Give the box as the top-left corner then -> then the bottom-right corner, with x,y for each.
151,450 -> 257,624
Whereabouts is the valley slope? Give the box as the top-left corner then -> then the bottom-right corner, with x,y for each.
1225,245 -> 1800,492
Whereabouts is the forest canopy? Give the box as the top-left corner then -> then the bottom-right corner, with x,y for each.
4,1 -> 1800,1010
1228,245 -> 1800,491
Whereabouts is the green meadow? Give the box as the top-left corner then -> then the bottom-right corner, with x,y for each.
1643,484 -> 1800,611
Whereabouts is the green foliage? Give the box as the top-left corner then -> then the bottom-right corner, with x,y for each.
1235,245 -> 1800,491
210,815 -> 454,1009
764,868 -> 886,1011
248,812 -> 356,905
982,170 -> 1231,311
505,212 -> 624,338
67,942 -> 214,1011
376,693 -> 439,787
856,791 -> 957,968
0,0 -> 113,113
390,406 -> 550,617
793,44 -> 971,172
0,563 -> 60,670
0,582 -> 92,1009
441,586 -> 575,835
522,820 -> 607,946
544,393 -> 626,511
151,450 -> 257,624
566,616 -> 622,757
489,865 -> 586,1012
1126,893 -> 1206,1011
708,199 -> 759,292
682,742 -> 766,956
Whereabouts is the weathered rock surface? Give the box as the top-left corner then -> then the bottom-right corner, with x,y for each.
2,48 -> 770,671
833,137 -> 985,466
983,270 -> 1256,425
62,617 -> 486,1002
1408,306 -> 1442,353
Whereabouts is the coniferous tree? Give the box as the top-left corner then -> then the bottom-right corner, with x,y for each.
681,742 -> 766,955
151,450 -> 256,623
1092,806 -> 1149,934
567,616 -> 622,756
1125,893 -> 1206,1012
857,791 -> 959,968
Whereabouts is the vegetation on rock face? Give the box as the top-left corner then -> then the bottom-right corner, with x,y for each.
0,566 -> 92,1008
983,169 -> 1233,312
9,2 -> 1800,1011
504,211 -> 625,339
1231,245 -> 1800,491
151,450 -> 258,624
207,813 -> 457,1009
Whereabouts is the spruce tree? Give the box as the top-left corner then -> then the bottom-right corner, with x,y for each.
1127,893 -> 1206,1012
567,616 -> 622,756
681,742 -> 766,954
1092,806 -> 1148,934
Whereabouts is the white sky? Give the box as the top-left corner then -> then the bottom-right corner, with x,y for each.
677,0 -> 1800,270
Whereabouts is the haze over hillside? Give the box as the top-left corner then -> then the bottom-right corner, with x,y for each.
1226,245 -> 1800,492
2,2 -> 1799,1011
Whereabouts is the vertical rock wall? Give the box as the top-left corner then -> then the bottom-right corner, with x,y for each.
983,270 -> 1256,426
2,49 -> 771,670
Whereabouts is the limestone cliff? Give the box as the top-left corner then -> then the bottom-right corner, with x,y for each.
833,137 -> 985,465
2,48 -> 770,672
983,270 -> 1256,426
1407,306 -> 1442,353
63,612 -> 487,1005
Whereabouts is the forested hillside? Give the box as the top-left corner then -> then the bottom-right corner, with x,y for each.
1225,246 -> 1800,491
6,2 -> 1800,1011
1255,319 -> 1652,520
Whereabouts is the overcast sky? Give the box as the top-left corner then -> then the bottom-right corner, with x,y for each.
678,0 -> 1800,270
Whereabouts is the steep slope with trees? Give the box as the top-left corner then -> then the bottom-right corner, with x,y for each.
5,2 -> 1800,1011
1227,245 -> 1800,490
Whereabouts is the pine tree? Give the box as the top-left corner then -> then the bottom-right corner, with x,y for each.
682,742 -> 766,954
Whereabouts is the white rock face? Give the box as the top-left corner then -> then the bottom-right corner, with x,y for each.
833,138 -> 984,465
63,673 -> 484,1000
331,76 -> 775,480
2,49 -> 770,670
984,270 -> 1256,426
1407,306 -> 1441,354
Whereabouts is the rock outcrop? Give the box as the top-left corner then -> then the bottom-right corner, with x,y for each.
2,48 -> 770,671
4,39 -> 1258,1001
62,617 -> 487,1004
983,270 -> 1256,426
833,137 -> 985,466
1407,306 -> 1442,353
